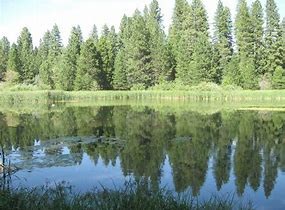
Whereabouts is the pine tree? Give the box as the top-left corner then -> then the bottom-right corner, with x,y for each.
251,0 -> 265,76
235,0 -> 253,57
57,26 -> 82,90
90,24 -> 99,43
113,50 -> 128,90
281,18 -> 285,69
49,24 -> 63,88
97,25 -> 117,89
191,34 -> 215,83
168,0 -> 190,71
17,27 -> 35,83
74,38 -> 101,90
113,15 -> 130,90
239,55 -> 258,89
7,43 -> 20,72
49,24 -> 63,59
124,10 -> 152,88
176,0 -> 213,85
222,54 -> 241,86
0,37 -> 10,81
38,25 -> 63,88
264,0 -> 282,75
38,30 -> 52,86
6,43 -> 20,83
213,1 -> 233,84
38,31 -> 51,60
145,0 -> 171,84
272,66 -> 285,89
235,0 -> 257,88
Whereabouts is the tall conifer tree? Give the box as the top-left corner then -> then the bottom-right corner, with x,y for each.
124,10 -> 152,88
213,0 -> 233,83
0,37 -> 10,80
176,0 -> 213,84
113,15 -> 130,90
90,24 -> 99,43
39,24 -> 63,88
17,27 -> 35,82
97,25 -> 117,89
145,0 -> 171,84
57,26 -> 82,90
38,30 -> 52,86
168,0 -> 190,71
74,38 -> 101,90
265,0 -> 282,75
251,0 -> 264,76
235,0 -> 257,89
281,18 -> 285,69
7,44 -> 20,73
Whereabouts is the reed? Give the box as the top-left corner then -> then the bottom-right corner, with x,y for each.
0,181 -> 253,210
1,90 -> 285,106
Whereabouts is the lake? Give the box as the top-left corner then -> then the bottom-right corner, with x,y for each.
1,104 -> 285,209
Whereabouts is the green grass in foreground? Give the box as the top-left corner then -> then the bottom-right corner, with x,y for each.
0,182 -> 253,210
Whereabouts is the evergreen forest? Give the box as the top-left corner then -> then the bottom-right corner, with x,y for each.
0,0 -> 285,91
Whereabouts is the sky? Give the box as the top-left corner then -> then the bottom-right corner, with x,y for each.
0,0 -> 284,46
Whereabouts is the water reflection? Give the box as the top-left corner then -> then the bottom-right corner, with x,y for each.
1,106 -> 285,201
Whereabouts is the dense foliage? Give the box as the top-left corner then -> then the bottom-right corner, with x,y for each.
0,0 -> 284,90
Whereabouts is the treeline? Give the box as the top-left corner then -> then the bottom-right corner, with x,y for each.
0,0 -> 285,90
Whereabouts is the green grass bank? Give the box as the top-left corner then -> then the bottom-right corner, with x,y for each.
1,90 -> 285,105
0,182 -> 253,210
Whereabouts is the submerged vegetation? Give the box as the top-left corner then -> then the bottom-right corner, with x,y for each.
0,182 -> 253,210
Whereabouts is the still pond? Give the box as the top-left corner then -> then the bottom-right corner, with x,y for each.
1,104 -> 285,209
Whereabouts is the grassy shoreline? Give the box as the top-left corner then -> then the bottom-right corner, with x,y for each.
0,182 -> 253,210
1,90 -> 285,104
1,90 -> 285,115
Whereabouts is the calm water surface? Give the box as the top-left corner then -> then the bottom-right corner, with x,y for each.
1,105 -> 285,209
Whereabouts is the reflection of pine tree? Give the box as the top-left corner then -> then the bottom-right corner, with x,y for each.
69,143 -> 84,165
119,108 -> 168,191
113,106 -> 130,140
100,145 -> 118,166
278,145 -> 285,172
234,112 -> 262,196
0,113 -> 10,149
74,107 -> 99,136
51,108 -> 77,137
93,107 -> 115,137
213,143 -> 232,191
257,112 -> 285,197
248,146 -> 262,191
263,147 -> 278,198
169,141 -> 209,195
213,112 -> 239,191
83,142 -> 121,167
168,112 -> 215,195
84,143 -> 100,165
1,105 -> 285,198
